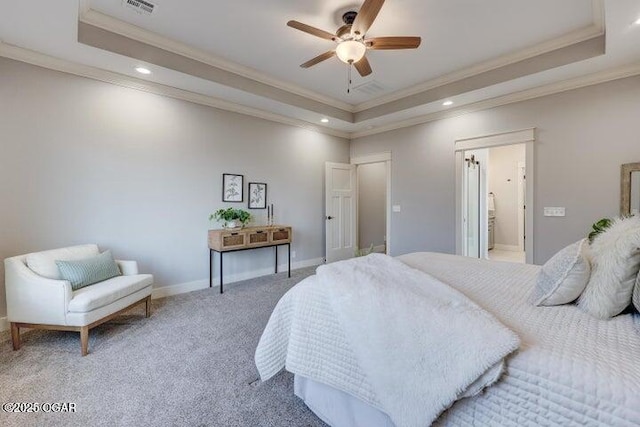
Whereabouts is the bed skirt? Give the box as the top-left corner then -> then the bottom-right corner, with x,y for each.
294,375 -> 394,427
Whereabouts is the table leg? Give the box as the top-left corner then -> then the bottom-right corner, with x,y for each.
288,243 -> 291,278
220,252 -> 224,294
209,249 -> 213,288
275,246 -> 278,274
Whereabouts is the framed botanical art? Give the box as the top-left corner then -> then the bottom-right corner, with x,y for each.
222,173 -> 243,202
248,182 -> 267,209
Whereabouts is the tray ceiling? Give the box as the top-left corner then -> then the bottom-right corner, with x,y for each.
1,0 -> 640,137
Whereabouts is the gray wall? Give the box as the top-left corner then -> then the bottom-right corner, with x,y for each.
0,57 -> 349,318
351,75 -> 640,264
357,162 -> 386,249
488,144 -> 525,247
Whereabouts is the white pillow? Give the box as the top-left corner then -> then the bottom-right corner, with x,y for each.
578,216 -> 640,319
532,239 -> 591,306
26,244 -> 99,279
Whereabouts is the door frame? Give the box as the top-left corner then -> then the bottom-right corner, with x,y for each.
455,128 -> 535,264
351,152 -> 392,255
517,161 -> 526,252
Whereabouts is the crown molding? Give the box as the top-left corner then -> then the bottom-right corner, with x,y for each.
350,61 -> 640,139
3,40 -> 637,142
0,41 -> 350,139
79,7 -> 355,113
354,0 -> 605,113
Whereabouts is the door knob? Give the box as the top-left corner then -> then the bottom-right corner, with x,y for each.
326,216 -> 334,220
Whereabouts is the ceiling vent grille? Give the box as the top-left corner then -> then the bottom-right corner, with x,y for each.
352,80 -> 386,96
123,0 -> 156,15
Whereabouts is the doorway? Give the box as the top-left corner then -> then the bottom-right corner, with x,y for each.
455,129 -> 535,264
486,144 -> 526,263
357,162 -> 388,255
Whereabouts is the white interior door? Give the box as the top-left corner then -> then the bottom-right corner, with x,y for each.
325,162 -> 356,263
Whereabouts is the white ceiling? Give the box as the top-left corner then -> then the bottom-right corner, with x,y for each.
1,0 -> 640,137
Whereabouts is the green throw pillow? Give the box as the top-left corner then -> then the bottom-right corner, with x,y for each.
56,250 -> 121,291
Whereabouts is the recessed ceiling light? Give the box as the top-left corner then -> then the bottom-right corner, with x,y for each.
135,67 -> 151,75
442,100 -> 453,106
635,17 -> 640,25
321,118 -> 329,123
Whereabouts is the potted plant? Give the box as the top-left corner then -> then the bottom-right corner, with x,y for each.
210,208 -> 252,230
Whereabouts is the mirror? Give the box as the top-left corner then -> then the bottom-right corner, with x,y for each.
620,162 -> 640,216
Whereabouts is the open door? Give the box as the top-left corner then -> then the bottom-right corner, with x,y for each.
325,162 -> 356,263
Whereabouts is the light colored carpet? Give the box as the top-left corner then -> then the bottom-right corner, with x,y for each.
0,267 -> 327,427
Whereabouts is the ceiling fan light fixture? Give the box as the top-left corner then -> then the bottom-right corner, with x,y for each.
335,40 -> 367,64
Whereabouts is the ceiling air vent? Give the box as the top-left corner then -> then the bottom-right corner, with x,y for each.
123,0 -> 156,15
352,80 -> 386,96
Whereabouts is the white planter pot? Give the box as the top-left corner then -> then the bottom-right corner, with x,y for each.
224,220 -> 242,230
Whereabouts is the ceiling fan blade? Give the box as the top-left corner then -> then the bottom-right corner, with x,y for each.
365,36 -> 421,50
300,51 -> 336,68
354,56 -> 373,77
351,0 -> 385,37
287,20 -> 336,41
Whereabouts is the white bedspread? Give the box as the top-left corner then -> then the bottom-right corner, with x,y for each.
400,252 -> 640,426
255,254 -> 519,427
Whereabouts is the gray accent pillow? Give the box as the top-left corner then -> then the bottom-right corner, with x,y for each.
56,250 -> 121,291
533,239 -> 591,306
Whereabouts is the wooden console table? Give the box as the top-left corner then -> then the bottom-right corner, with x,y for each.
208,225 -> 292,293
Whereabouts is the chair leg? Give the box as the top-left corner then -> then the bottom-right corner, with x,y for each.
145,296 -> 151,318
80,326 -> 89,356
10,323 -> 21,351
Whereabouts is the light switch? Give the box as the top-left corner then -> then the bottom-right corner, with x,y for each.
392,205 -> 401,213
544,207 -> 566,217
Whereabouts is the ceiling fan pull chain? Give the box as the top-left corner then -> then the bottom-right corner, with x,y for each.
347,63 -> 352,94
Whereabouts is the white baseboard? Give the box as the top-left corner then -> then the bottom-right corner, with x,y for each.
493,244 -> 522,252
151,279 -> 209,299
0,258 -> 324,331
151,257 -> 324,299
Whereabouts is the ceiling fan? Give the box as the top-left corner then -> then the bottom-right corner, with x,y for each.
287,0 -> 421,78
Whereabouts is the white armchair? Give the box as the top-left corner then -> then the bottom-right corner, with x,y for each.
5,244 -> 153,356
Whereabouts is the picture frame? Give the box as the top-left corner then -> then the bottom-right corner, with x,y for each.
248,182 -> 267,209
222,173 -> 244,202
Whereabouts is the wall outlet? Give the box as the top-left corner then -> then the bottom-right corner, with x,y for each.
392,205 -> 401,213
291,251 -> 296,258
544,207 -> 566,217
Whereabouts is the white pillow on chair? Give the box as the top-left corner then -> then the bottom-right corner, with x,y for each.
578,216 -> 640,319
532,239 -> 591,306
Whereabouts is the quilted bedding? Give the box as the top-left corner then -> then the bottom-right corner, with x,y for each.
257,254 -> 519,426
401,252 -> 640,426
256,252 -> 640,426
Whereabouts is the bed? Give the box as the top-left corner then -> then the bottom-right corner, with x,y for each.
255,252 -> 640,426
